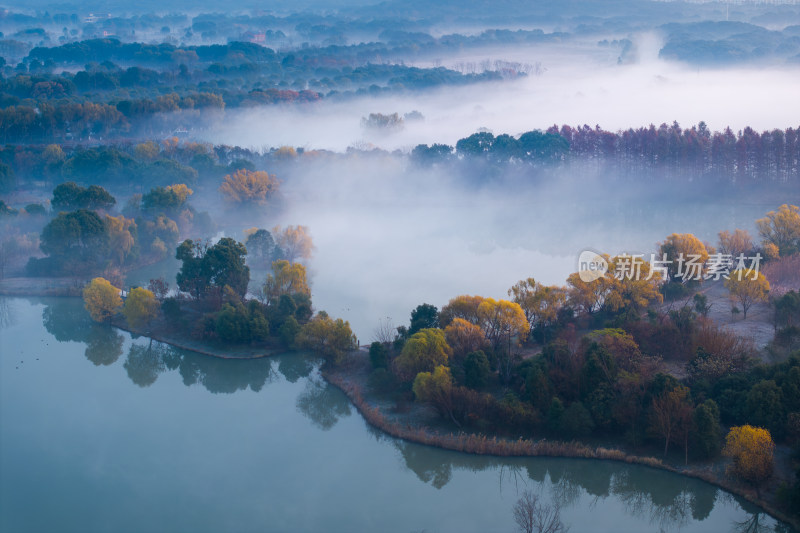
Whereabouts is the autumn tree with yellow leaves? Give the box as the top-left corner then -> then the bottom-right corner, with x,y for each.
123,287 -> 160,330
508,278 -> 566,336
439,294 -> 485,327
394,328 -> 452,382
723,425 -> 775,494
83,277 -> 122,322
724,268 -> 770,319
263,260 -> 311,305
219,169 -> 279,205
413,365 -> 459,426
658,233 -> 709,282
105,214 -> 136,265
295,312 -> 358,366
756,204 -> 800,256
444,317 -> 485,357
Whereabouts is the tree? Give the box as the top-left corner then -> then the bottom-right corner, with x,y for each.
141,184 -> 192,211
219,169 -> 279,205
271,225 -> 313,263
512,490 -> 567,533
263,260 -> 310,305
147,278 -> 169,300
692,400 -> 722,459
756,204 -> 800,256
244,228 -> 276,265
295,313 -> 357,365
105,214 -> 136,265
410,303 -> 439,334
40,209 -> 108,271
413,365 -> 458,425
369,341 -> 388,369
566,270 -> 616,315
745,380 -> 785,437
203,237 -> 250,299
52,182 -> 116,211
394,328 -> 452,381
123,287 -> 159,330
606,255 -> 664,315
724,269 -> 770,319
559,402 -> 595,438
508,278 -> 566,336
658,233 -> 709,282
722,425 -> 775,494
83,277 -> 122,322
176,238 -> 250,300
649,384 -> 692,459
477,298 -> 529,353
718,229 -> 753,258
463,350 -> 490,389
444,318 -> 485,357
439,294 -> 485,327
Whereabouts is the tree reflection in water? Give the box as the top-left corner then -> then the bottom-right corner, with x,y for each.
42,298 -> 92,343
296,374 -> 352,431
85,323 -> 124,366
0,297 -> 14,329
34,298 -> 787,532
124,340 -> 167,387
388,442 -> 783,532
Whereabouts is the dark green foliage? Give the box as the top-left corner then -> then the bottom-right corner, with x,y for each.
547,397 -> 565,432
51,182 -> 116,211
24,203 -> 46,216
61,148 -> 138,184
463,350 -> 490,389
746,380 -> 786,438
712,373 -> 751,423
37,209 -> 108,272
141,186 -> 183,211
161,297 -> 182,325
661,280 -> 691,301
775,291 -> 800,329
409,303 -> 439,334
214,302 -> 269,344
279,316 -> 300,348
411,143 -> 453,164
176,237 -> 249,300
369,341 -> 388,370
580,343 -> 617,399
560,401 -> 595,438
692,399 -> 722,459
516,130 -> 569,161
291,293 -> 313,323
245,229 -> 275,264
693,293 -> 711,317
368,368 -> 395,392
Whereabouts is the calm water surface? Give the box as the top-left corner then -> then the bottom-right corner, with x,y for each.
0,297 -> 790,532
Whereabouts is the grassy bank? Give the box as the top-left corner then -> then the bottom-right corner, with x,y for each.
322,356 -> 800,531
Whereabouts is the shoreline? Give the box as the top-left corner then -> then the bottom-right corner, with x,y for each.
321,360 -> 800,531
111,320 -> 278,360
3,291 -> 798,529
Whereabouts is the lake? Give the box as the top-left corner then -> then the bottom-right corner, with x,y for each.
0,296 -> 788,532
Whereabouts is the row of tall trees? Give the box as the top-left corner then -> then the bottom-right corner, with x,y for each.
412,123 -> 800,183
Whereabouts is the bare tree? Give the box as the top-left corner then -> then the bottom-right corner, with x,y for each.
513,490 -> 568,533
373,317 -> 396,345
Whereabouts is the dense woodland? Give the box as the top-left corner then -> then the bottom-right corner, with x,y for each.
3,0 -> 800,526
